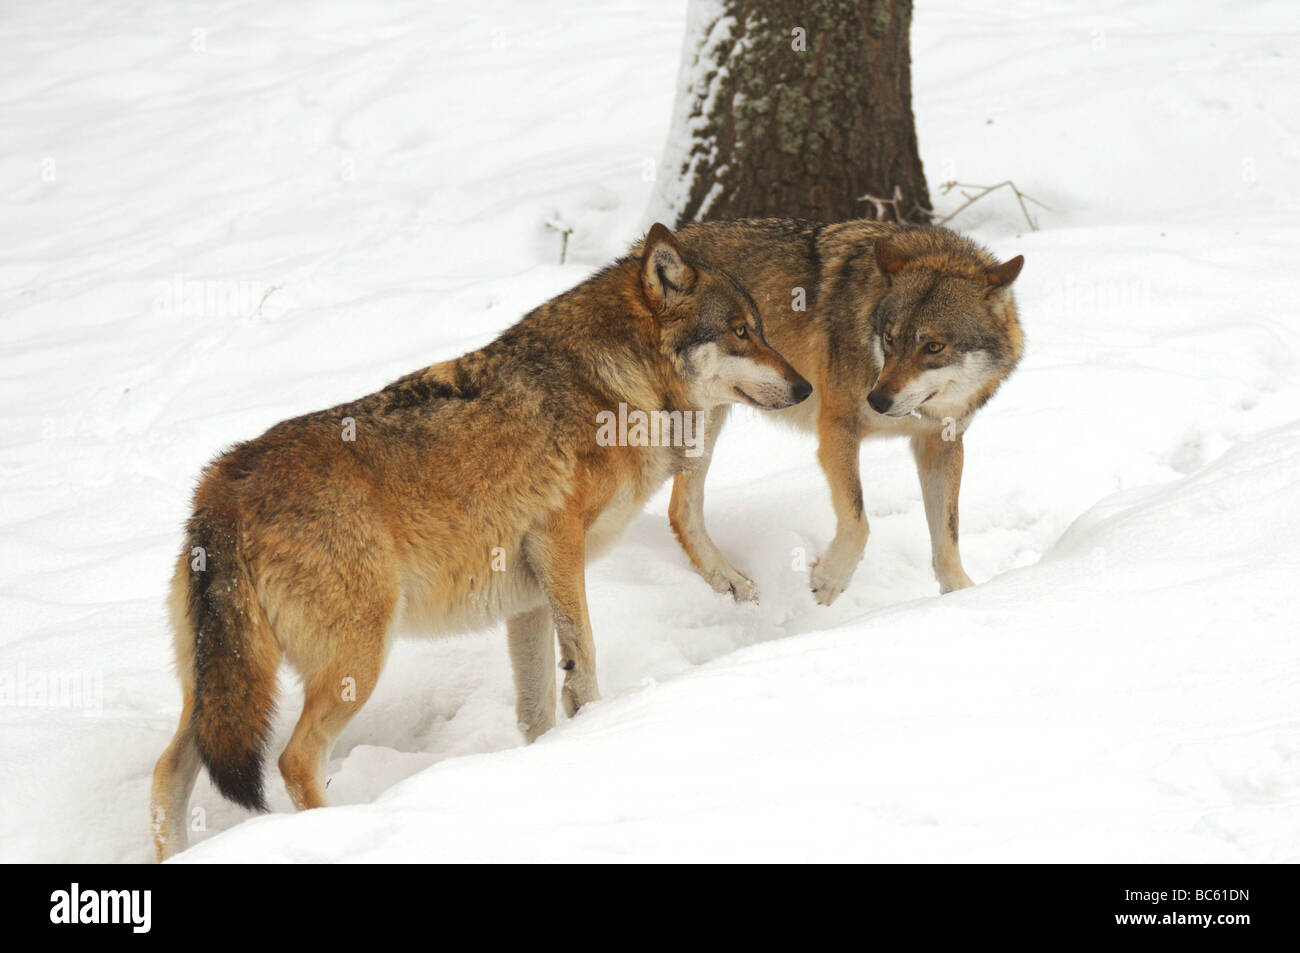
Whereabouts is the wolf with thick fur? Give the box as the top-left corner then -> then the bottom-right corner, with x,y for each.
149,224 -> 810,860
648,219 -> 1023,605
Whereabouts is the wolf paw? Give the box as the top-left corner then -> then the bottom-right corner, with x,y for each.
561,671 -> 600,718
938,570 -> 975,594
706,565 -> 759,603
810,555 -> 856,606
517,713 -> 555,744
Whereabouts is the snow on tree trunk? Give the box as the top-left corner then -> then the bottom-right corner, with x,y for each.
647,0 -> 932,228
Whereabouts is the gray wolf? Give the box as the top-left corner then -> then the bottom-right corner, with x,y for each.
150,224 -> 810,860
646,219 -> 1024,605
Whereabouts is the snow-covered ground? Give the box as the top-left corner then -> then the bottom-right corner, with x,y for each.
2,0 -> 1298,862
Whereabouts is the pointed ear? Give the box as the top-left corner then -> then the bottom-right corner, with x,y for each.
873,239 -> 909,284
641,223 -> 697,313
984,255 -> 1024,296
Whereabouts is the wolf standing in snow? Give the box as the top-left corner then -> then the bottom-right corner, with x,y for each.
150,224 -> 811,860
647,220 -> 1024,605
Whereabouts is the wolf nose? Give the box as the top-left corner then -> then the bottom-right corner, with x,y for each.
867,389 -> 893,414
791,377 -> 812,404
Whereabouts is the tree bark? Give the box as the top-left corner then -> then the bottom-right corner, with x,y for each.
650,0 -> 931,228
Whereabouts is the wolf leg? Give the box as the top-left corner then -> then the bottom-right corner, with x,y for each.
150,689 -> 202,862
912,431 -> 975,593
278,622 -> 390,812
669,408 -> 757,601
524,513 -> 600,718
810,413 -> 869,605
507,604 -> 556,742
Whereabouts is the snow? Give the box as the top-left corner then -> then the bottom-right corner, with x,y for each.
2,0 -> 1298,862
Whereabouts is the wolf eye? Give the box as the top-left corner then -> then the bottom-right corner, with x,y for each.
925,341 -> 945,354
883,330 -> 894,347
734,326 -> 748,339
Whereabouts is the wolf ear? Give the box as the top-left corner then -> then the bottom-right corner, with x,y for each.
984,255 -> 1024,296
641,223 -> 697,313
873,239 -> 909,284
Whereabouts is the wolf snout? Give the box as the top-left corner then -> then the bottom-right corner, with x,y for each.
867,389 -> 893,414
741,371 -> 811,410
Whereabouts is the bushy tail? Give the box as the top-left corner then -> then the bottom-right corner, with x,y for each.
185,505 -> 279,811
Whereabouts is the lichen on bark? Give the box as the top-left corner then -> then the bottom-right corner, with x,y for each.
650,0 -> 930,227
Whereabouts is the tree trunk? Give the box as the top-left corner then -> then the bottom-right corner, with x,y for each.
649,0 -> 931,228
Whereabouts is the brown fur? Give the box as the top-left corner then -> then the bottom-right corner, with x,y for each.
650,218 -> 1024,605
150,225 -> 809,860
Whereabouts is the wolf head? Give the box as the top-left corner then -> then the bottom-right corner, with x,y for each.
640,223 -> 811,411
865,237 -> 1024,421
